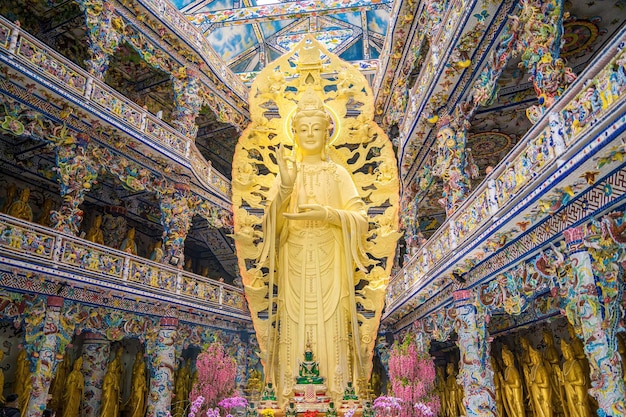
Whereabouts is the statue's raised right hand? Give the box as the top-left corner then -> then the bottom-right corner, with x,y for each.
277,143 -> 296,189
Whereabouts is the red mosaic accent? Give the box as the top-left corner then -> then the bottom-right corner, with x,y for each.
160,317 -> 179,327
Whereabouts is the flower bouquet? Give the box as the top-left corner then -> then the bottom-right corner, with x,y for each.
302,410 -> 317,417
260,408 -> 274,417
219,396 -> 249,417
372,396 -> 402,417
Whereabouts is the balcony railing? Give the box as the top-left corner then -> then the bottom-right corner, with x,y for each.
385,26 -> 626,315
0,16 -> 232,205
0,213 -> 248,318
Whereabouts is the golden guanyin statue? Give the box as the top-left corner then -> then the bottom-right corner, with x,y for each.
62,357 -> 84,417
491,356 -> 505,417
124,352 -> 147,417
501,346 -> 525,417
445,363 -> 461,417
232,37 -> 399,406
13,350 -> 29,409
8,187 -> 33,222
100,352 -> 122,417
542,329 -> 568,416
528,346 -> 553,417
561,340 -> 592,417
50,351 -> 71,414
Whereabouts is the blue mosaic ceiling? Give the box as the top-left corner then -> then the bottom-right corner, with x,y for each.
170,0 -> 391,83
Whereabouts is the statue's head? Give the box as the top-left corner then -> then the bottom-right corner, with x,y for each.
74,356 -> 83,369
542,329 -> 553,344
446,362 -> 454,374
293,88 -> 331,159
21,187 -> 30,201
561,340 -> 572,360
501,348 -> 512,366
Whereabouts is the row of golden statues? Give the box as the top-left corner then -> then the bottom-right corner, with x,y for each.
2,347 -> 148,417
1,185 -> 219,278
172,359 -> 198,417
436,328 -> 626,417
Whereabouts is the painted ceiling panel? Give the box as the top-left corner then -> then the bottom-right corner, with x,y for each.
172,0 -> 392,83
260,19 -> 294,37
207,24 -> 258,61
367,9 -> 388,35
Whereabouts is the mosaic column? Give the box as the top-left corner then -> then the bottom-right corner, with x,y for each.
23,296 -> 64,417
147,317 -> 178,417
413,320 -> 431,354
81,333 -> 111,417
517,0 -> 576,123
158,184 -> 196,268
563,226 -> 626,416
77,0 -> 125,79
51,134 -> 99,235
171,71 -> 202,139
453,290 -> 497,417
432,114 -> 478,217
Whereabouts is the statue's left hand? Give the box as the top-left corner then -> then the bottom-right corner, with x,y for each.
283,204 -> 328,221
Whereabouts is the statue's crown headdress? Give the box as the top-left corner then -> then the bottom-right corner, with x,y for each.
296,88 -> 325,113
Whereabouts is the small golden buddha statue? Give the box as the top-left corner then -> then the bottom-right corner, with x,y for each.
561,340 -> 592,417
119,227 -> 138,255
85,214 -> 105,245
124,352 -> 147,417
200,265 -> 210,277
36,198 -> 54,227
62,357 -> 84,417
173,360 -> 191,417
13,350 -> 29,405
445,362 -> 461,417
149,241 -> 164,263
567,324 -> 595,411
501,347 -> 525,417
519,337 -> 535,415
245,368 -> 263,394
435,366 -> 448,417
99,355 -> 121,417
184,257 -> 193,272
1,183 -> 16,213
528,346 -> 553,417
491,356 -> 505,417
457,374 -> 466,417
542,329 -> 568,415
49,351 -> 71,414
8,187 -> 33,222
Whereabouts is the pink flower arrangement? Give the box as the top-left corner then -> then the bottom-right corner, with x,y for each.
190,343 -> 238,412
373,396 -> 402,413
413,403 -> 434,417
188,396 -> 205,417
206,408 -> 220,417
218,396 -> 249,417
218,397 -> 248,409
388,335 -> 440,417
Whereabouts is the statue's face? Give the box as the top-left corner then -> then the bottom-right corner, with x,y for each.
294,115 -> 328,156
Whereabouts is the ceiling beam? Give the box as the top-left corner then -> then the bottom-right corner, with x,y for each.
189,0 -> 393,29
